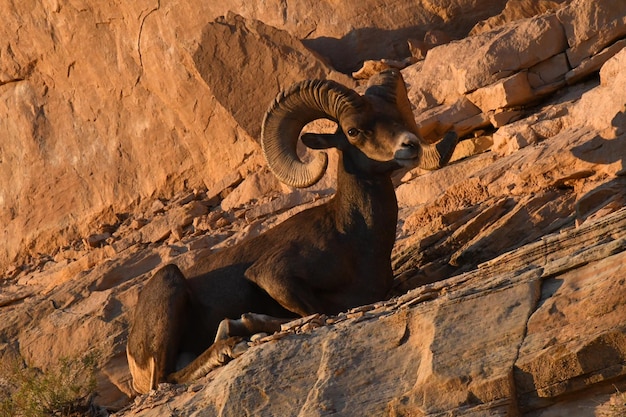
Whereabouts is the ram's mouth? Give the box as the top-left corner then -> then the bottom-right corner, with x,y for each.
394,145 -> 422,166
395,156 -> 421,168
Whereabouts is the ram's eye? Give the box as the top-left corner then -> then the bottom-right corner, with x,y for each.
347,128 -> 359,137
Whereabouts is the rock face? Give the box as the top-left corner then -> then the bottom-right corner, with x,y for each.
0,0 -> 511,275
1,0 -> 625,415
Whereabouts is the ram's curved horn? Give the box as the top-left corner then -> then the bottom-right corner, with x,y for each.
261,79 -> 366,188
417,131 -> 459,170
364,69 -> 421,135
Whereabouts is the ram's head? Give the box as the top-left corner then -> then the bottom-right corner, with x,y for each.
262,69 -> 459,188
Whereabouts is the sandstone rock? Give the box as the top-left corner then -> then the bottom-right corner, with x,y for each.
575,181 -> 626,224
187,0 -> 511,73
86,233 -> 112,248
406,13 -> 568,107
220,169 -> 282,212
491,99 -> 569,156
243,191 -> 318,222
567,46 -> 626,135
407,30 -> 454,60
116,209 -> 626,416
557,0 -> 626,67
449,136 -> 494,163
527,52 -> 570,88
423,29 -> 454,48
413,97 -> 483,140
566,38 -> 626,85
394,117 -> 621,285
470,0 -> 566,35
352,60 -> 394,79
407,38 -> 429,60
0,1 -> 264,271
193,12 -> 351,141
129,218 -> 148,231
467,71 -> 534,113
492,121 -> 539,156
298,0 -> 511,73
530,117 -> 564,140
395,152 -> 492,209
351,57 -> 416,79
139,201 -> 208,244
206,172 -> 244,203
596,392 -> 626,416
488,108 -> 524,127
2,1 -> 626,415
185,235 -> 223,252
516,250 -> 626,409
453,112 -> 493,138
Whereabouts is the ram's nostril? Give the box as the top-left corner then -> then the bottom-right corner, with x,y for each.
397,132 -> 419,150
401,140 -> 418,150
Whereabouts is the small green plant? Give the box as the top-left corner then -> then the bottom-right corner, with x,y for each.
0,352 -> 100,417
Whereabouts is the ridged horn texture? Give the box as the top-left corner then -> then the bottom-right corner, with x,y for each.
364,69 -> 421,136
262,79 -> 366,188
419,131 -> 460,170
365,69 -> 459,171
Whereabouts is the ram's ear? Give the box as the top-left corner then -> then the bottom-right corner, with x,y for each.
301,132 -> 341,149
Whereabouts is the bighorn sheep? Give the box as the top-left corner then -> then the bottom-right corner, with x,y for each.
126,69 -> 458,394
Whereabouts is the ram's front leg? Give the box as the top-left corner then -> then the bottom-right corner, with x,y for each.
169,313 -> 291,383
214,313 -> 293,342
167,337 -> 246,384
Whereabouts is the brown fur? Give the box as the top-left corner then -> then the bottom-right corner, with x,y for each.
126,72 -> 458,393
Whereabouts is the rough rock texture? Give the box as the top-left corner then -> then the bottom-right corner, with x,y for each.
0,0 -> 513,275
1,0 -> 626,415
150,0 -> 514,73
469,0 -> 567,35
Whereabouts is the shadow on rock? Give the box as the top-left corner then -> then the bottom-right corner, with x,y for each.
571,111 -> 626,224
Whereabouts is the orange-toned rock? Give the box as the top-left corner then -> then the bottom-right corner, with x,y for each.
405,13 -> 567,107
0,6 -> 344,272
557,0 -> 626,66
2,1 -> 626,415
467,71 -> 534,113
470,0 -> 566,35
527,52 -> 570,88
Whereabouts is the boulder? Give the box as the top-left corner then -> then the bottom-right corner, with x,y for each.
466,71 -> 534,113
192,12 -> 351,141
405,13 -> 568,108
556,0 -> 626,66
527,52 -> 570,88
567,46 -> 626,135
566,38 -> 626,84
220,169 -> 282,212
413,97 -> 483,140
470,0 -> 566,35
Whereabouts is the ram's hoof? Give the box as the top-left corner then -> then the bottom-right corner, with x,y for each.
214,337 -> 242,365
231,340 -> 250,358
